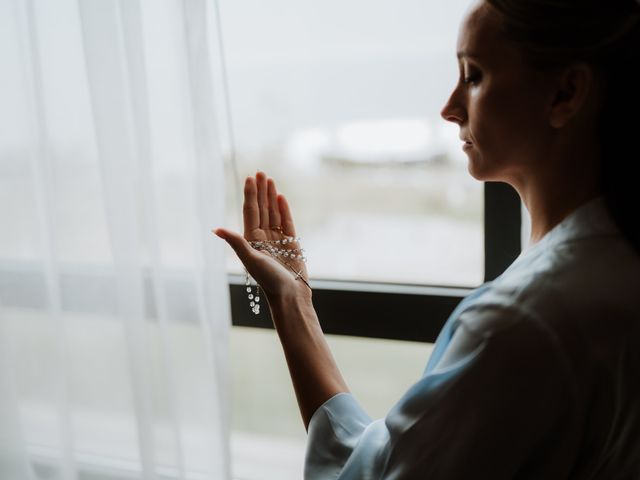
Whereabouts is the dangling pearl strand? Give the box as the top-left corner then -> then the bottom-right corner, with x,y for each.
245,270 -> 261,315
245,235 -> 307,315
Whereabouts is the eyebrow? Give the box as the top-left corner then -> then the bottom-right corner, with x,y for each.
456,50 -> 483,60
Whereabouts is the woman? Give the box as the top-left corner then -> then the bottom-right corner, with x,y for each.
214,0 -> 640,477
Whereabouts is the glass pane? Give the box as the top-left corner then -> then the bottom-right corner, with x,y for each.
219,0 -> 483,287
230,326 -> 434,479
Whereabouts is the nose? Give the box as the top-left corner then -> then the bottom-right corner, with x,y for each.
440,88 -> 465,125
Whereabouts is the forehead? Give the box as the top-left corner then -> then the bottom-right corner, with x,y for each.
456,1 -> 521,66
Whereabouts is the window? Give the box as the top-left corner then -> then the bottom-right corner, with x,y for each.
230,328 -> 434,480
219,0 -> 488,287
218,1 -> 523,479
0,0 -> 523,478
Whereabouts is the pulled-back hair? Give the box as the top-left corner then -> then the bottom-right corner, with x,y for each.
486,0 -> 640,253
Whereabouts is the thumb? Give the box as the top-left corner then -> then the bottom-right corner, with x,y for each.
213,228 -> 254,262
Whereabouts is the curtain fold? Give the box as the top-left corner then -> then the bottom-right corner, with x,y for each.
0,315 -> 38,480
0,0 -> 231,478
16,0 -> 78,478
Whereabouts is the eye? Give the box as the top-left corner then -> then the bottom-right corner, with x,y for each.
462,73 -> 481,85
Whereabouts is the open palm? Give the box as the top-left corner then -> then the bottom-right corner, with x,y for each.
214,171 -> 310,302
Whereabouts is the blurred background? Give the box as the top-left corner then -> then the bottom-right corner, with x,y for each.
219,0 -> 483,287
216,0 -> 482,478
0,0 -> 482,478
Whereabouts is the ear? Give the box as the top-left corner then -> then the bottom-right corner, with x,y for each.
548,62 -> 599,129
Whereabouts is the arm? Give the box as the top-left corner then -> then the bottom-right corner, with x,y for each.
270,292 -> 349,430
304,307 -> 576,479
214,171 -> 348,429
217,181 -> 575,478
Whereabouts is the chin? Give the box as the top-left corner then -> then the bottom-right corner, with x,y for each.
466,152 -> 508,183
466,157 -> 489,181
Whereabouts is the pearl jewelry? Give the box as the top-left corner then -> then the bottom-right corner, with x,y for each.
245,270 -> 261,315
245,234 -> 308,315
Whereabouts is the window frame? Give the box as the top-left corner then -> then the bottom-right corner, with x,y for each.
0,182 -> 519,342
229,182 -> 521,343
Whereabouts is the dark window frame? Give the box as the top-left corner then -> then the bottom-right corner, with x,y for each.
0,185 -> 520,342
230,182 -> 522,343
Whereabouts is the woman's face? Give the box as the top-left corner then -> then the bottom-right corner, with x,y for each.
440,1 -> 554,183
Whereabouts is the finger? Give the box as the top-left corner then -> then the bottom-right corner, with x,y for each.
243,177 -> 260,235
267,178 -> 281,230
213,228 -> 255,263
256,171 -> 270,230
278,194 -> 297,237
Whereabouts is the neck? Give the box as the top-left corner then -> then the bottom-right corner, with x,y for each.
489,66 -> 607,246
510,143 -> 602,245
521,184 -> 601,245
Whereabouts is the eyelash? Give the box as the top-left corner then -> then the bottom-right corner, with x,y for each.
462,74 -> 481,85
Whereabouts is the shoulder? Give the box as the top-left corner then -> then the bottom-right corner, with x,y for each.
477,233 -> 639,328
442,233 -> 640,378
433,298 -> 571,383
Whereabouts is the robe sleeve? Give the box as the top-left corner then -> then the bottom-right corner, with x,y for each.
304,305 -> 575,480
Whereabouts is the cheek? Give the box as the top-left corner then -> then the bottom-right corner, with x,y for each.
465,88 -> 544,180
469,94 -> 507,151
471,89 -> 537,153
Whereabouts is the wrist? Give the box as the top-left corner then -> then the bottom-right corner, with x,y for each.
268,285 -> 314,313
268,287 -> 321,342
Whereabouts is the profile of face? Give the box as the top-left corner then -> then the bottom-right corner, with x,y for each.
440,1 -> 558,184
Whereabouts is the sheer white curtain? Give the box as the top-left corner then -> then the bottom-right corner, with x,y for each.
0,0 -> 231,479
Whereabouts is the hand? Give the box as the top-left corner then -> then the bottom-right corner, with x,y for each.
213,171 -> 311,303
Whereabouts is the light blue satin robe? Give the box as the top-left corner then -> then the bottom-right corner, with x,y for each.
304,197 -> 640,479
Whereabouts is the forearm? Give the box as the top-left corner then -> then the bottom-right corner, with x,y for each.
269,292 -> 349,431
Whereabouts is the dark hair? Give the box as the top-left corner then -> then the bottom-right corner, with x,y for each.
485,0 -> 640,253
